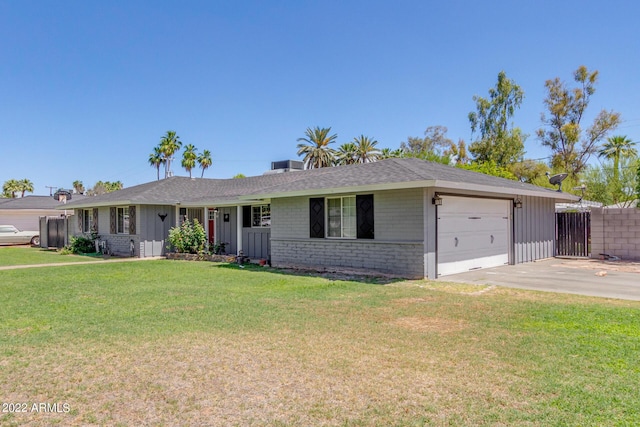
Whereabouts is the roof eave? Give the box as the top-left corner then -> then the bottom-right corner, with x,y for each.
239,180 -> 438,200
240,179 -> 579,201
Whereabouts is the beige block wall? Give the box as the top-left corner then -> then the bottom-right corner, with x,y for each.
591,208 -> 640,260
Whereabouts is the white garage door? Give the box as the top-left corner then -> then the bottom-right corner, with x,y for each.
437,196 -> 510,276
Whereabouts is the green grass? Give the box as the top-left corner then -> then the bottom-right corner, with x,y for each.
0,246 -> 104,267
1,260 -> 639,426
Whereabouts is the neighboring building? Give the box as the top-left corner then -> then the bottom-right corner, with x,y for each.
0,195 -> 81,231
60,158 -> 577,278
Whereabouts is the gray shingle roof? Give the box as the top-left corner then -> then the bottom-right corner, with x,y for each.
61,158 -> 576,209
0,195 -> 88,209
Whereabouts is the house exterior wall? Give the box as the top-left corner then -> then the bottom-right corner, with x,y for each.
216,206 -> 238,255
591,207 -> 640,260
73,205 -> 145,257
139,205 -> 175,257
243,227 -> 270,259
513,195 -> 556,263
270,188 -> 425,278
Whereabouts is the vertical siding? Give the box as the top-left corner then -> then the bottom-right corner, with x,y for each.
514,196 -> 555,263
216,206 -> 237,254
242,227 -> 270,259
139,205 -> 174,257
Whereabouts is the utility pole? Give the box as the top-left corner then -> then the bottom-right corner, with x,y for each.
45,186 -> 57,196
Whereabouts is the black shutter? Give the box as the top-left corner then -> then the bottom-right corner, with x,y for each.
110,207 -> 116,234
356,194 -> 374,239
129,206 -> 136,235
242,206 -> 252,228
309,198 -> 325,238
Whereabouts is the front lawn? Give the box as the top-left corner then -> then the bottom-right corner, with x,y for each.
1,260 -> 638,426
0,246 -> 103,267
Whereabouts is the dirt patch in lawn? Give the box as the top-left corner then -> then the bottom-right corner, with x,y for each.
393,316 -> 468,333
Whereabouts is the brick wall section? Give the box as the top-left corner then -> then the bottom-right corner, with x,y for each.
591,207 -> 640,260
270,189 -> 425,278
271,239 -> 424,278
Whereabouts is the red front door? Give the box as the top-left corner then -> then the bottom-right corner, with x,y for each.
208,208 -> 216,244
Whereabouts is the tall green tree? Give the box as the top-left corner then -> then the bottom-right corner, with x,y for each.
197,150 -> 213,178
159,131 -> 182,178
181,144 -> 198,178
508,160 -> 549,184
296,126 -> 337,169
537,66 -> 621,177
444,139 -> 469,165
400,126 -> 453,157
598,135 -> 637,184
148,146 -> 165,181
86,181 -> 123,196
583,157 -> 639,206
468,71 -> 526,167
336,142 -> 358,165
353,135 -> 380,163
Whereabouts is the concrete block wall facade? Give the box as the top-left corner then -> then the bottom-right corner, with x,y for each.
591,207 -> 640,260
270,188 -> 425,278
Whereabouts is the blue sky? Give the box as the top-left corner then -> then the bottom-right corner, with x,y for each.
2,0 -> 639,195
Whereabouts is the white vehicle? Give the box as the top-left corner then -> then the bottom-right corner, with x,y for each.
0,225 -> 40,246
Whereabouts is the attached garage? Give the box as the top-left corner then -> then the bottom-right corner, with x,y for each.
437,196 -> 511,276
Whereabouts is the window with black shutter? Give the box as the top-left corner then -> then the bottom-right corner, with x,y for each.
309,198 -> 325,238
309,195 -> 374,239
356,194 -> 374,239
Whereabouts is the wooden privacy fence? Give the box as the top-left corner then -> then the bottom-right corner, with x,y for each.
555,212 -> 591,257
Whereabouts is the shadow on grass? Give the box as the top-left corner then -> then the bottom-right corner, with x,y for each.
209,262 -> 404,285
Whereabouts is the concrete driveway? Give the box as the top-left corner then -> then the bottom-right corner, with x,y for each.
444,258 -> 640,301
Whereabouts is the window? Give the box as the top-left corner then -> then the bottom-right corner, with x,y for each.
117,207 -> 129,234
327,196 -> 356,238
310,195 -> 374,239
82,209 -> 93,233
252,205 -> 271,227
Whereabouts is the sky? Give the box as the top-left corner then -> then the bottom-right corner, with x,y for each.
1,0 -> 639,195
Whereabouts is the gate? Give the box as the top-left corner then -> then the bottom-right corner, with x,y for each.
47,217 -> 67,249
555,212 -> 590,257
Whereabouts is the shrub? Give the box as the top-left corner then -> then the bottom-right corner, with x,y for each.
167,219 -> 206,254
68,235 -> 97,254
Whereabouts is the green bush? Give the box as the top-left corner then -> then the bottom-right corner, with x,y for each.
167,219 -> 206,254
68,235 -> 97,254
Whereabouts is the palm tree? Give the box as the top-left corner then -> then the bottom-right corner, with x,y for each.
72,180 -> 85,194
598,135 -> 637,183
148,146 -> 165,181
296,127 -> 337,169
181,144 -> 198,178
336,142 -> 358,165
353,135 -> 380,163
18,179 -> 34,197
2,179 -> 20,198
159,131 -> 182,178
197,150 -> 212,178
